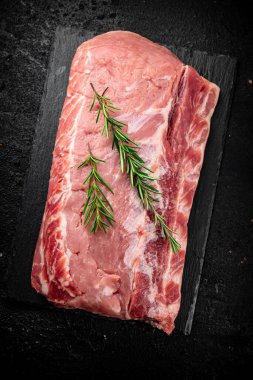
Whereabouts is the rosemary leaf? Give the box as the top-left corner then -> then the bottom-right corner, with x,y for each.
78,148 -> 115,233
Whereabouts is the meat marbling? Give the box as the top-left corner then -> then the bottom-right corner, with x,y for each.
31,31 -> 219,334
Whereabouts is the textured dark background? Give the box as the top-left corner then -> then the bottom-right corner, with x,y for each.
0,0 -> 252,378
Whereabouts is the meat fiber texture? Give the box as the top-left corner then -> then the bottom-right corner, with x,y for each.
31,31 -> 219,334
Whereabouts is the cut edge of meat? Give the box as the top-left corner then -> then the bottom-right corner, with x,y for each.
127,64 -> 219,334
153,66 -> 220,334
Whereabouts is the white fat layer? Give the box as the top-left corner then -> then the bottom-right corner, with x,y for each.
111,302 -> 121,314
50,193 -> 61,203
65,248 -> 73,260
197,88 -> 218,118
102,286 -> 115,296
125,82 -> 138,92
160,75 -> 172,81
38,216 -> 48,294
62,96 -> 83,240
41,281 -> 49,295
197,92 -> 209,116
86,50 -> 91,64
65,93 -> 85,120
126,113 -> 152,134
39,245 -> 44,269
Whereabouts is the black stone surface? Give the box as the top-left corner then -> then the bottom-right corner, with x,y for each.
6,26 -> 237,336
0,0 -> 252,377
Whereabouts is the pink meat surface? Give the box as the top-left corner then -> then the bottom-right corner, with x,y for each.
31,31 -> 219,334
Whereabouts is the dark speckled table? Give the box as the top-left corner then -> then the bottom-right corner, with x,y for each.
0,0 -> 252,377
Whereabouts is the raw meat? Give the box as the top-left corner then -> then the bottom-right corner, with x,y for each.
31,31 -> 219,334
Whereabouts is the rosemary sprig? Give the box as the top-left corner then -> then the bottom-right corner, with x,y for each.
89,83 -> 181,252
77,147 -> 115,233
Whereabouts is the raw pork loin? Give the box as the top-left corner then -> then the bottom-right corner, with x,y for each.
31,31 -> 219,334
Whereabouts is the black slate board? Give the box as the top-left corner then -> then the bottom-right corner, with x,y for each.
6,27 -> 237,334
